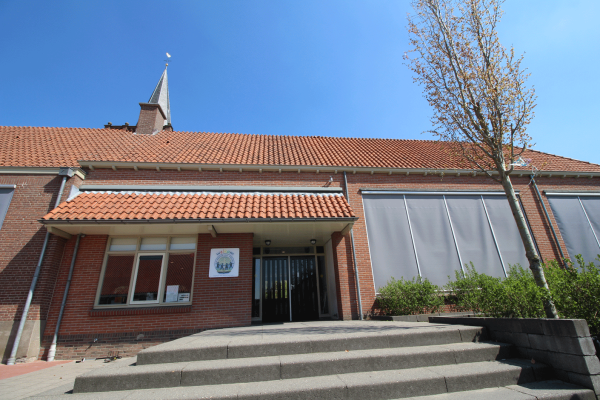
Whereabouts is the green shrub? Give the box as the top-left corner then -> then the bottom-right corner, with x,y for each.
377,276 -> 444,316
545,256 -> 600,336
445,263 -> 547,318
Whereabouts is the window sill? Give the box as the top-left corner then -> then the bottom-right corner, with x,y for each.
89,305 -> 192,317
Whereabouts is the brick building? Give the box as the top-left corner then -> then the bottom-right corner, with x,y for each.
1,66 -> 600,362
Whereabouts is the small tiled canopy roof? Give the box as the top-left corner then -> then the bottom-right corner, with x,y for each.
41,192 -> 356,223
2,126 -> 599,172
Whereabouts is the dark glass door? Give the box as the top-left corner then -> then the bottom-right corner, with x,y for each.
261,257 -> 289,322
290,256 -> 319,321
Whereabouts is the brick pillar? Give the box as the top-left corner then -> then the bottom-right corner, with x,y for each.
136,103 -> 167,135
331,231 -> 359,320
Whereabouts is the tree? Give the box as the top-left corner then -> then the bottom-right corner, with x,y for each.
405,0 -> 558,318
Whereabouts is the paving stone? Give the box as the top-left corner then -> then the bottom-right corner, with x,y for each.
507,380 -> 597,400
136,341 -> 228,365
338,367 -> 448,400
400,386 -> 535,399
181,356 -> 280,386
236,375 -> 347,400
73,361 -> 189,393
427,360 -> 536,392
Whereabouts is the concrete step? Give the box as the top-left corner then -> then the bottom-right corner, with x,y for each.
136,323 -> 486,365
398,380 -> 596,399
32,360 -> 555,400
74,341 -> 514,393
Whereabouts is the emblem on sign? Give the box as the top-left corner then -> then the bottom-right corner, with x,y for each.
215,250 -> 235,274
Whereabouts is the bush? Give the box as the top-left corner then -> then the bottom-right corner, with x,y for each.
377,276 -> 444,316
545,256 -> 600,336
445,263 -> 547,318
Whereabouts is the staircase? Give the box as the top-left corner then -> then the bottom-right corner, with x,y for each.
43,321 -> 596,399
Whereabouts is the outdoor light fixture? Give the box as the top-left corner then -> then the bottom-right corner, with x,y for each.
265,240 -> 271,246
310,239 -> 317,245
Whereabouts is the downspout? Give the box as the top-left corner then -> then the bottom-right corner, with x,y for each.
343,172 -> 363,320
7,173 -> 69,365
47,234 -> 83,361
531,175 -> 566,263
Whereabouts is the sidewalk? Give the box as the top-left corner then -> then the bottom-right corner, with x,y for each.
0,358 -> 126,399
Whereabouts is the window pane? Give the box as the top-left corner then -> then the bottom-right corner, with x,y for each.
109,238 -> 137,252
170,237 -> 196,250
548,196 -> 600,264
99,255 -> 134,304
0,188 -> 14,231
317,256 -> 329,314
163,253 -> 194,302
252,258 -> 261,317
362,194 -> 419,290
263,247 -> 313,255
140,237 -> 167,251
133,255 -> 163,302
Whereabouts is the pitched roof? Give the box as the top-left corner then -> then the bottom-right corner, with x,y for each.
41,191 -> 356,222
1,126 -> 599,172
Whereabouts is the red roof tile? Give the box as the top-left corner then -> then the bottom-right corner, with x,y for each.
1,126 -> 599,172
41,192 -> 356,222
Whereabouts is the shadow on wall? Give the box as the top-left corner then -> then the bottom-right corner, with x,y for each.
0,176 -> 70,363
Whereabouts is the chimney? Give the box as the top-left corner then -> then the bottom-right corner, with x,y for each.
136,103 -> 167,135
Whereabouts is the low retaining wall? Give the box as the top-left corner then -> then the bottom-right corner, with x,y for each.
429,316 -> 600,398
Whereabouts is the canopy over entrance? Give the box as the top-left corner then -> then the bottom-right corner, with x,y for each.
41,187 -> 357,246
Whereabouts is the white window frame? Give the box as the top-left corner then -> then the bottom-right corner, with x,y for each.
129,252 -> 166,305
95,235 -> 197,308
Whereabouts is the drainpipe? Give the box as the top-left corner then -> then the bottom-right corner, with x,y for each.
343,172 -> 363,320
7,171 -> 70,365
531,175 -> 566,263
47,233 -> 83,361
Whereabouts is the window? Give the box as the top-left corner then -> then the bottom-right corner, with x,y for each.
362,192 -> 529,288
0,187 -> 15,231
546,194 -> 600,264
97,236 -> 197,307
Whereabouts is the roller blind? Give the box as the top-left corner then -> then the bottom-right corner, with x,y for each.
362,194 -> 419,290
363,193 -> 530,290
547,196 -> 600,264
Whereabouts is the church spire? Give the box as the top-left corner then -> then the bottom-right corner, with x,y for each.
148,65 -> 171,126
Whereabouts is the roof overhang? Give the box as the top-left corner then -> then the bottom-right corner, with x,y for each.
77,160 -> 600,178
42,219 -> 356,247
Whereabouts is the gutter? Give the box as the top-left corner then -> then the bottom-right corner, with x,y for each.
40,217 -> 359,225
7,168 -> 73,365
78,160 -> 600,179
343,171 -> 363,321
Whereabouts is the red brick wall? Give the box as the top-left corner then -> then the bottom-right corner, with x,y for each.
0,174 -> 75,323
40,233 -> 253,360
136,104 -> 165,135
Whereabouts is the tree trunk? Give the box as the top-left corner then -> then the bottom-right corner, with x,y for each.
500,173 -> 558,318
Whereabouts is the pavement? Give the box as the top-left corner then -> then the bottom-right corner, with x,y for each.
0,358 -> 126,399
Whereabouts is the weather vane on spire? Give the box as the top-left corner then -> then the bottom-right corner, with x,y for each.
165,52 -> 171,66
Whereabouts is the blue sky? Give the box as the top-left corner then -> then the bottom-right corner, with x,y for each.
1,0 -> 598,165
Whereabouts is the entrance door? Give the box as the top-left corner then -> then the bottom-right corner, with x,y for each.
289,256 -> 319,321
262,257 -> 289,322
261,255 -> 320,322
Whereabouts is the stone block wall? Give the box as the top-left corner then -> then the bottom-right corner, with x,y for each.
429,316 -> 600,397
